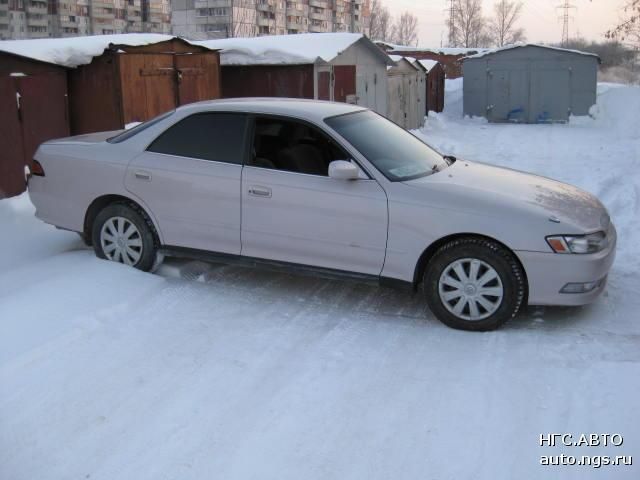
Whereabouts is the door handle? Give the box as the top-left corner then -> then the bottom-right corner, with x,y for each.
134,170 -> 151,181
248,186 -> 272,198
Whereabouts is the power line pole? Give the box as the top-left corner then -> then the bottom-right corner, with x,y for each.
557,0 -> 576,47
446,0 -> 456,47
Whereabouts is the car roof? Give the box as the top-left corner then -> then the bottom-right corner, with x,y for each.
177,98 -> 367,122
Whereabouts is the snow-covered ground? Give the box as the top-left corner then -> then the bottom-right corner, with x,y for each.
1,82 -> 639,480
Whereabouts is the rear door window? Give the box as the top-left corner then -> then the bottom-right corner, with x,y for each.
147,113 -> 248,164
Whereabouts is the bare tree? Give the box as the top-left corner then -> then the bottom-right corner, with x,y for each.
452,0 -> 487,48
490,0 -> 525,46
369,0 -> 393,42
392,11 -> 419,46
606,0 -> 640,48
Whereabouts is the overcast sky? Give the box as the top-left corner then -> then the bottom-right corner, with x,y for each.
385,0 -> 625,46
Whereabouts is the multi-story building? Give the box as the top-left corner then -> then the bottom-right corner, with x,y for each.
172,0 -> 369,40
0,0 -> 171,39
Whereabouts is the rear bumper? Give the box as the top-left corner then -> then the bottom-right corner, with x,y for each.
516,225 -> 617,306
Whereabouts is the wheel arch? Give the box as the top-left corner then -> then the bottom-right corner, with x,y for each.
413,233 -> 529,302
83,194 -> 162,246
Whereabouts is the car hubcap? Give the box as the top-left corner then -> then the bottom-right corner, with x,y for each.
438,258 -> 504,321
100,216 -> 143,266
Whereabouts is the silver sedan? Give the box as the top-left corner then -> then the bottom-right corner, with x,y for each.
27,99 -> 616,330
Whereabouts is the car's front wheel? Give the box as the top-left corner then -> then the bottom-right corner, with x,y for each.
92,203 -> 157,271
424,237 -> 526,331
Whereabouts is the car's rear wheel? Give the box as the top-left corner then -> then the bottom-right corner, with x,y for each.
92,203 -> 157,271
423,237 -> 526,331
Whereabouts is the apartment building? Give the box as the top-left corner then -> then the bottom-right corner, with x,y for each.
0,0 -> 171,40
172,0 -> 370,40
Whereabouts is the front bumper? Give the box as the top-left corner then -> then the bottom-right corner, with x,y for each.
515,224 -> 617,306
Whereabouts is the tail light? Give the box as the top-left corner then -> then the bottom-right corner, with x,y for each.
31,159 -> 45,177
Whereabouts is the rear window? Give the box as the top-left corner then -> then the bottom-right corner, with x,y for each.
146,113 -> 248,164
106,110 -> 175,144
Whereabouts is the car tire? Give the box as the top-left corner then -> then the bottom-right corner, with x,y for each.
91,203 -> 157,272
423,237 -> 526,331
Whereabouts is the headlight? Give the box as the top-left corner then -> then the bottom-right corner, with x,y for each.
546,231 -> 608,254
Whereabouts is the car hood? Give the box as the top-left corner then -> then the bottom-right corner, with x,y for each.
43,130 -> 122,145
403,160 -> 609,233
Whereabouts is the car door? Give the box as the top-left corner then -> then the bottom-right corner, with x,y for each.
241,115 -> 388,276
125,112 -> 248,254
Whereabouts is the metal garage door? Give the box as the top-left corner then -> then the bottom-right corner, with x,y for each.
0,72 -> 69,198
529,69 -> 571,123
386,74 -> 406,127
487,69 -> 529,123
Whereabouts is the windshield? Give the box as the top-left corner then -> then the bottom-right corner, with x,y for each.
106,110 -> 175,144
325,110 -> 448,181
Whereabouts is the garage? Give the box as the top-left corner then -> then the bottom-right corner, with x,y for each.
67,37 -> 221,135
386,55 -> 422,129
198,33 -> 394,116
0,52 -> 69,198
462,44 -> 600,123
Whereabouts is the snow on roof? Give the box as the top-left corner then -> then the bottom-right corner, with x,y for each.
388,54 -> 419,65
195,33 -> 394,66
0,34 -> 209,68
418,59 -> 439,72
375,41 -> 486,56
463,43 -> 601,60
387,55 -> 421,73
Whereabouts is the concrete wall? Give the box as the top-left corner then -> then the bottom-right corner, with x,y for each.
463,45 -> 598,123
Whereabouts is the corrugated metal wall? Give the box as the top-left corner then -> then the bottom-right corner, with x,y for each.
221,65 -> 315,99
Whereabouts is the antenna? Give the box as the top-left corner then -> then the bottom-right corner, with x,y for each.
557,0 -> 577,47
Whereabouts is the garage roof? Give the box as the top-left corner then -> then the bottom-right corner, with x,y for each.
0,34 -> 215,68
196,33 -> 394,66
463,43 -> 601,61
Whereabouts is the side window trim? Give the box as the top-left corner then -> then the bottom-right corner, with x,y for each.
145,111 -> 250,165
246,113 -> 373,180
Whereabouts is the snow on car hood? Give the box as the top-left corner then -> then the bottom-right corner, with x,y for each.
404,160 -> 609,232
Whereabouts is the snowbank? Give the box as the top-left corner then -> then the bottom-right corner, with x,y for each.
0,34 -> 205,68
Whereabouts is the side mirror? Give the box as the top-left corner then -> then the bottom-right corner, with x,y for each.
328,160 -> 359,180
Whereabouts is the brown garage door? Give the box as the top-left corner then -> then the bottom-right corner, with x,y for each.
175,53 -> 220,106
333,65 -> 356,103
0,77 -> 25,198
119,53 -> 177,125
0,72 -> 69,198
19,72 -> 70,168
